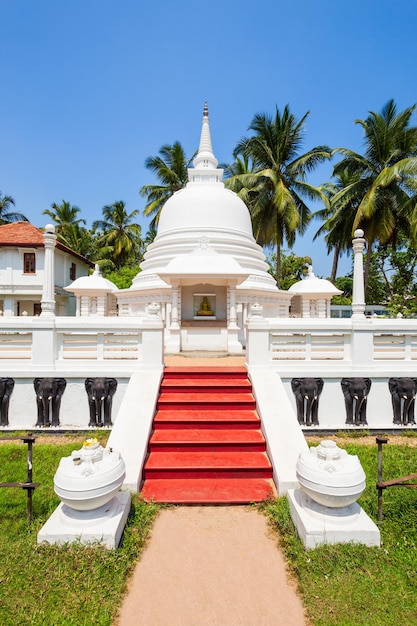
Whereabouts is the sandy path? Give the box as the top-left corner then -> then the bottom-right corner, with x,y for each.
115,506 -> 309,626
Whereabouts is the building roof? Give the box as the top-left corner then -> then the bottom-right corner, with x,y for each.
0,221 -> 93,266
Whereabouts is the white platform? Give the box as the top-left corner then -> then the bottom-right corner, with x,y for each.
37,491 -> 131,549
287,489 -> 380,549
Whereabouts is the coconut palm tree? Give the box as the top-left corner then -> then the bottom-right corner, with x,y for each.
0,192 -> 28,224
332,99 -> 417,293
43,200 -> 86,244
313,169 -> 362,282
44,200 -> 84,228
140,142 -> 194,229
92,201 -> 142,270
230,106 -> 331,287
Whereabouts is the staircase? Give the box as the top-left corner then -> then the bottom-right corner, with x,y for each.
140,366 -> 276,504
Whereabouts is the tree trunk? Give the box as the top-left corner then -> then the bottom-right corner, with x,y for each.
330,243 -> 341,283
364,241 -> 372,301
276,243 -> 281,289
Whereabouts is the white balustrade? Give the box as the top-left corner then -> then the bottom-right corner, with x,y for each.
246,316 -> 417,372
0,316 -> 164,372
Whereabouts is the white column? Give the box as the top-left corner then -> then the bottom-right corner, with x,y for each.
40,224 -> 56,317
352,229 -> 366,319
171,283 -> 180,329
228,284 -> 238,328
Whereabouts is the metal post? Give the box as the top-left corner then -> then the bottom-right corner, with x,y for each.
376,437 -> 388,522
23,435 -> 36,524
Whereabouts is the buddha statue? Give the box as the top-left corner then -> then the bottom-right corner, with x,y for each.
197,296 -> 214,316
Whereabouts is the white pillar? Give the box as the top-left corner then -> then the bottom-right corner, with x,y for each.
228,284 -> 238,328
171,283 -> 180,329
352,229 -> 366,319
41,224 -> 56,317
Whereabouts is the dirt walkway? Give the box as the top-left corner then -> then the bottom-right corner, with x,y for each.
115,506 -> 309,626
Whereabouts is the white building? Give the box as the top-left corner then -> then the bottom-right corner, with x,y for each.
0,221 -> 93,316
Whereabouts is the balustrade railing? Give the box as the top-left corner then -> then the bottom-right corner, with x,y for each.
246,317 -> 417,370
0,316 -> 164,370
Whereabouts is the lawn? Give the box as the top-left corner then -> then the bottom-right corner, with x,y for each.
1,433 -> 416,625
261,435 -> 417,626
0,434 -> 159,626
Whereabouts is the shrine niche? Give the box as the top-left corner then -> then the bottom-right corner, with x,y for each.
193,293 -> 216,319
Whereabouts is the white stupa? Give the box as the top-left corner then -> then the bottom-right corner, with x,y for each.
117,104 -> 292,353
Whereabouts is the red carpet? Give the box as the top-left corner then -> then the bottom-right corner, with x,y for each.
140,366 -> 276,504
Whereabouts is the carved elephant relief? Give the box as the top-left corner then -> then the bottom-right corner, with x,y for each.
388,377 -> 417,425
85,378 -> 118,427
291,378 -> 324,426
0,377 -> 15,426
33,377 -> 67,427
340,378 -> 372,426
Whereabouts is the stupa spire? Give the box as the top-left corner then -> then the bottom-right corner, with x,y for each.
193,102 -> 219,170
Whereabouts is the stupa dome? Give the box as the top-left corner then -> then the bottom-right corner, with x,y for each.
157,182 -> 253,237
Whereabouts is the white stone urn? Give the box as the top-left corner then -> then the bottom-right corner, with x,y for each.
54,439 -> 126,511
296,440 -> 366,508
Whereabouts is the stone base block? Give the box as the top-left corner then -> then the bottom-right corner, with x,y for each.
37,491 -> 131,549
287,489 -> 380,549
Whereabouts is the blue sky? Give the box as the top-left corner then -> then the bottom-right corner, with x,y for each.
1,0 -> 417,277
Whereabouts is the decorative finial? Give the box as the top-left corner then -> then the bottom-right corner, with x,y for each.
203,102 -> 209,117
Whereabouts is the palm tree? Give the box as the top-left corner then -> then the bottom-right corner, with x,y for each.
332,99 -> 417,293
92,201 -> 142,270
43,200 -> 91,258
140,142 -> 194,229
0,192 -> 28,224
313,168 -> 362,282
230,106 -> 331,287
59,223 -> 95,259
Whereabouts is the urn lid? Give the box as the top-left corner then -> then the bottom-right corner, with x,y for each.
296,440 -> 366,488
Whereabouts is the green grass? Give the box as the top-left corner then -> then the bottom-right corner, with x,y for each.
2,436 -> 417,625
261,441 -> 417,626
0,436 -> 159,626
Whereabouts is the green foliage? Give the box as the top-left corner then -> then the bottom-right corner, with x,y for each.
260,441 -> 417,625
332,275 -> 353,304
358,240 -> 417,314
105,265 -> 142,289
92,201 -> 143,270
267,250 -> 312,289
0,437 -> 159,626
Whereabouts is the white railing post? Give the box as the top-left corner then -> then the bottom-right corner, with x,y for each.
31,319 -> 57,368
351,321 -> 374,367
246,304 -> 270,367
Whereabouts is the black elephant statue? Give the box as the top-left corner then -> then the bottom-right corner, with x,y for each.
291,378 -> 324,426
388,377 -> 417,425
33,377 -> 67,427
0,377 -> 15,426
85,377 -> 118,427
340,378 -> 372,425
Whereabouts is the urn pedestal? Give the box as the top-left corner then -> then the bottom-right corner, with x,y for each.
288,440 -> 380,548
38,440 -> 131,549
